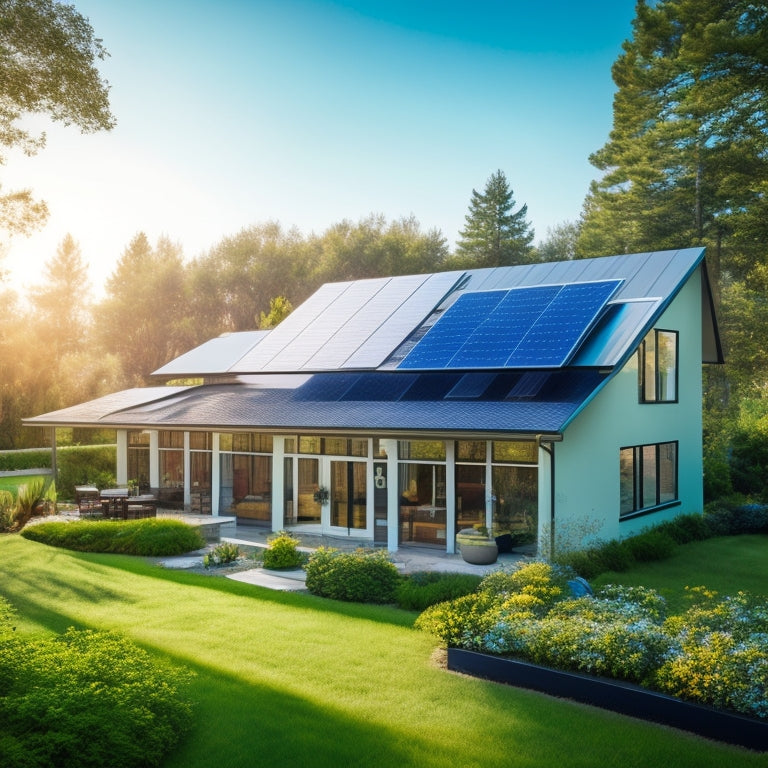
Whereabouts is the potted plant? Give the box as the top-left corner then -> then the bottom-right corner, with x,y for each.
456,524 -> 498,565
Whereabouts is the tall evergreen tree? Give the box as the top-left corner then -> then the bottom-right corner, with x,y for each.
576,0 -> 768,286
29,234 -> 90,360
454,170 -> 535,268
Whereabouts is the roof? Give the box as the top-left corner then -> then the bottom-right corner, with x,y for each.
23,371 -> 607,436
153,331 -> 269,378
26,248 -> 722,436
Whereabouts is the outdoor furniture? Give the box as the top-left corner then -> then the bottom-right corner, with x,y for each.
122,494 -> 158,519
100,488 -> 129,517
75,485 -> 101,517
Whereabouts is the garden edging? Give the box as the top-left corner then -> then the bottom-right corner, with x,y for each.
447,648 -> 768,751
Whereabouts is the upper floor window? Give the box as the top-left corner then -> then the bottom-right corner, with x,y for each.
639,329 -> 678,403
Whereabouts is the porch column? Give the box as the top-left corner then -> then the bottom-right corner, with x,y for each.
445,440 -> 456,554
271,436 -> 285,533
211,433 -> 220,517
183,432 -> 191,510
149,431 -> 159,489
116,430 -> 128,485
382,439 -> 399,552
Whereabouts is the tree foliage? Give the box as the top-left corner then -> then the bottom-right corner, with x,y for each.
0,0 -> 115,237
454,170 -> 535,268
576,0 -> 768,286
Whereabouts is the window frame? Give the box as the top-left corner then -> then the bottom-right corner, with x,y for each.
638,328 -> 679,404
620,440 -> 679,520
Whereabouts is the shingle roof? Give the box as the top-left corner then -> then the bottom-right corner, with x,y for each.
25,248 -> 721,435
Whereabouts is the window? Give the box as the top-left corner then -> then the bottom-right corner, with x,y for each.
639,329 -> 678,403
620,441 -> 678,517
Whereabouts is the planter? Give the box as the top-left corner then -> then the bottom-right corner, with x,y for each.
447,649 -> 768,751
457,538 -> 498,565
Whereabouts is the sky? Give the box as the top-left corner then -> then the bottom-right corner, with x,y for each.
2,0 -> 637,295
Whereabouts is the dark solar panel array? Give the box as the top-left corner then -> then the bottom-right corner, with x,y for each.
399,279 -> 623,370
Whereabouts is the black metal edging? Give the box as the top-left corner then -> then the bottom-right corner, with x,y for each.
447,648 -> 768,751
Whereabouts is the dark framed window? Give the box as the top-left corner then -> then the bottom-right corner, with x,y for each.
620,441 -> 678,518
639,329 -> 678,403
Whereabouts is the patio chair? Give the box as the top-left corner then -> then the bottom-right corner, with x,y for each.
74,485 -> 101,518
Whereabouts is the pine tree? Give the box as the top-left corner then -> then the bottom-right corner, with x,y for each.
455,170 -> 535,268
576,0 -> 768,286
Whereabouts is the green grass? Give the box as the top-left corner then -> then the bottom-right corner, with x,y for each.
0,534 -> 767,768
592,534 -> 768,612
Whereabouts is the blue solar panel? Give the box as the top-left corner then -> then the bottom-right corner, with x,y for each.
399,279 -> 622,371
450,284 -> 560,368
398,290 -> 506,369
506,280 -> 622,367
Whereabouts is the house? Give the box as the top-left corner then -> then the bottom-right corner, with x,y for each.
25,247 -> 722,556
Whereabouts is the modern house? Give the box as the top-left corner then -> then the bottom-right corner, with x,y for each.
25,247 -> 722,555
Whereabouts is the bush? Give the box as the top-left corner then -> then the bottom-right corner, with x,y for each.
261,530 -> 306,570
415,563 -> 768,719
704,501 -> 768,536
21,519 -> 206,557
0,490 -> 15,532
304,547 -> 401,603
395,571 -> 482,611
56,445 -> 117,500
655,513 -> 711,544
0,449 -> 51,472
0,597 -> 194,768
203,541 -> 242,568
622,529 -> 677,563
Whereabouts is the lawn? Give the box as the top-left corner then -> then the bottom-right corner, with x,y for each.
1,533 -> 767,768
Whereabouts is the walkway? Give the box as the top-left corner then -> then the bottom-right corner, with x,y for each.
157,513 -> 530,591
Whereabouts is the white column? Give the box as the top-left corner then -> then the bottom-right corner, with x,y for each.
183,432 -> 191,510
116,430 -> 128,485
271,436 -> 285,533
382,439 -> 399,552
445,440 -> 456,554
149,431 -> 159,489
211,433 -> 220,517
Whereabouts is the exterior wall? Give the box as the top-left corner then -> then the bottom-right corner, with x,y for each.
551,266 -> 705,549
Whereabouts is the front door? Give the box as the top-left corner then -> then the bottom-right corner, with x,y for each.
330,460 -> 367,532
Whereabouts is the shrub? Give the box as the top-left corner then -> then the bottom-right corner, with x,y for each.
655,513 -> 711,544
622,529 -> 677,563
0,489 -> 15,532
56,445 -> 117,500
203,541 -> 242,569
13,479 -> 56,528
395,571 -> 482,611
21,519 -> 206,557
415,562 -> 768,720
0,598 -> 195,768
261,530 -> 306,570
304,547 -> 401,603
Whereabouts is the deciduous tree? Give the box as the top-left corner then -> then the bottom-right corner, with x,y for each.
0,0 -> 115,238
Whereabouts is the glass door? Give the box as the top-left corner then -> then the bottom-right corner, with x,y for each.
330,460 -> 367,531
296,457 -> 321,524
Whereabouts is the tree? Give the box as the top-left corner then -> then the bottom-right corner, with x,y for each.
28,234 -> 90,360
536,221 -> 580,262
454,170 -> 535,268
0,0 -> 115,238
576,0 -> 768,286
98,233 -> 190,384
312,214 -> 448,283
259,296 -> 293,330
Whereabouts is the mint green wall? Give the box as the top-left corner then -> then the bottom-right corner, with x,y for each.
546,265 -> 705,551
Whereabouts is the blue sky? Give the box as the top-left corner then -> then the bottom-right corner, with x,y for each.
3,0 -> 637,292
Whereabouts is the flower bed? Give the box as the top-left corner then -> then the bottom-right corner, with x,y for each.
416,562 -> 768,737
447,649 -> 768,750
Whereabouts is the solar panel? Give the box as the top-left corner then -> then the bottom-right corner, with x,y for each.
506,279 -> 622,367
398,290 -> 507,369
399,279 -> 623,371
449,284 -> 560,368
445,372 -> 498,399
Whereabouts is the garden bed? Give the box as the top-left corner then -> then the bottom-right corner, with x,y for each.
447,648 -> 768,751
